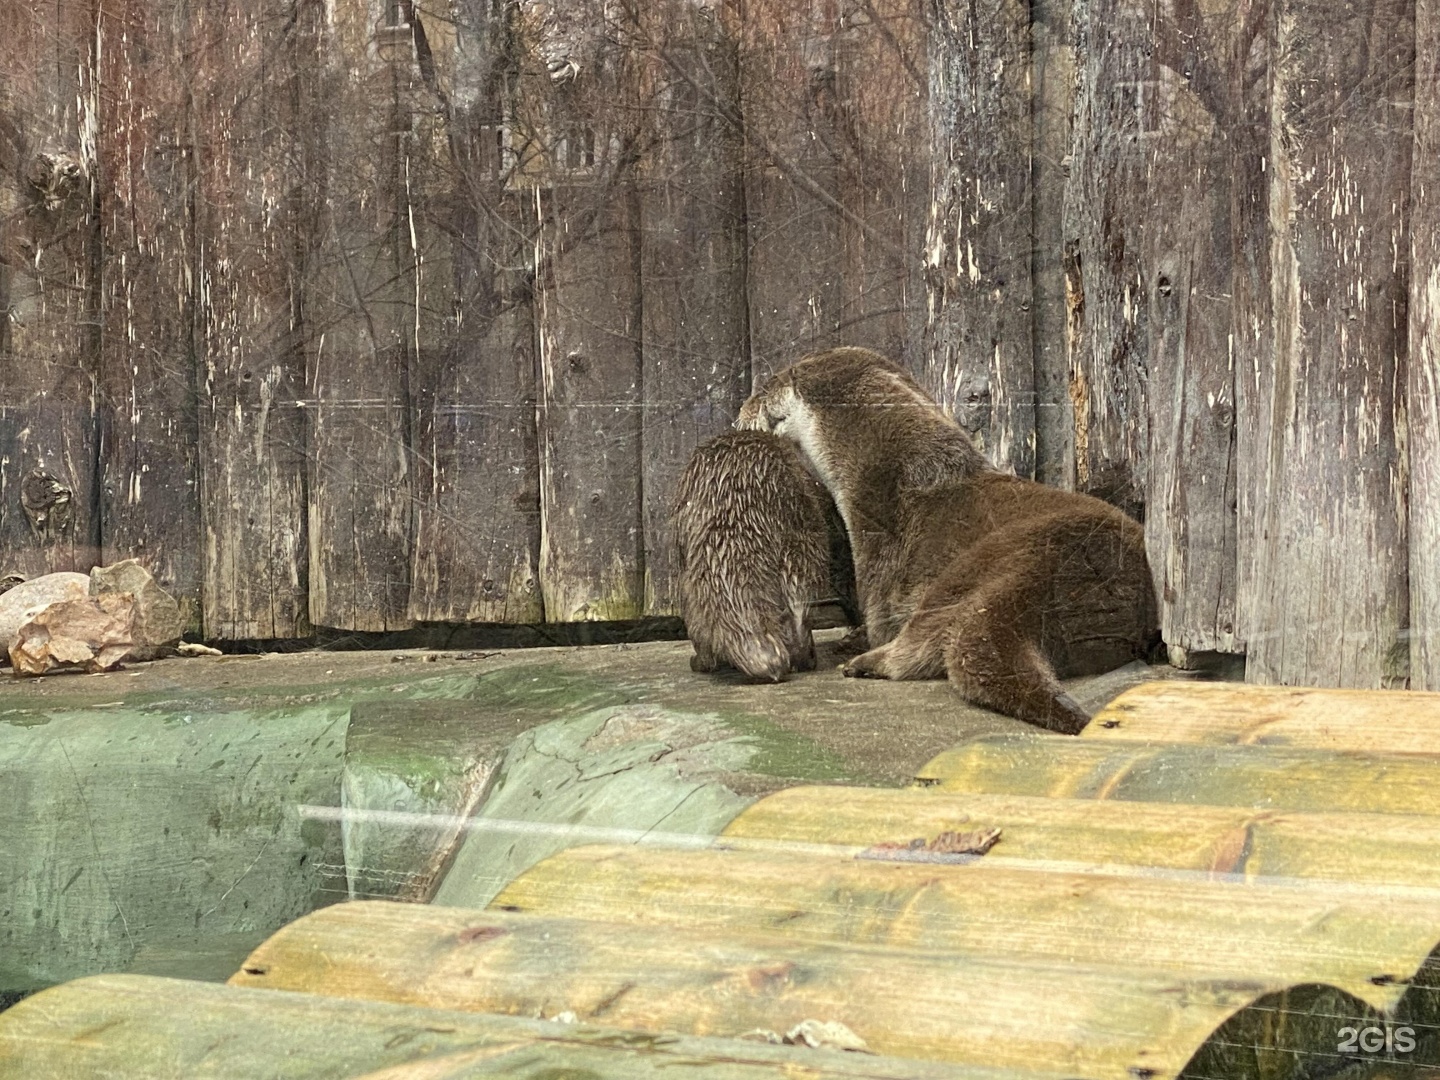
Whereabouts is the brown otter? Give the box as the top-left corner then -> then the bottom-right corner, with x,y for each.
674,430 -> 858,682
736,347 -> 1158,732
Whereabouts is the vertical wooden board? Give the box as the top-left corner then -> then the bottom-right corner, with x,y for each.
303,2 -> 415,633
834,0 -> 929,375
516,1 -> 647,625
535,178 -> 644,622
95,0 -> 202,629
638,7 -> 748,616
740,1 -> 845,385
408,39 -> 543,627
0,1 -> 101,579
192,0 -> 312,640
1061,0 -> 1150,516
924,0 -> 1035,476
1030,0 -> 1077,488
1142,1 -> 1266,660
1411,0 -> 1440,689
1229,0 -> 1273,657
1247,0 -> 1413,687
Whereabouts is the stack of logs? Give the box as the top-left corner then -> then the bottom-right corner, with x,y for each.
2,682 -> 1439,1078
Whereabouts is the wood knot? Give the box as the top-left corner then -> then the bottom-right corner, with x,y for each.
457,924 -> 507,945
21,470 -> 74,540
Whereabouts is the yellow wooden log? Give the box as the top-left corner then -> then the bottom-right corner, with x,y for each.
0,973 -> 998,1080
229,900 -> 1379,1080
915,735 -> 1440,816
723,785 -> 1440,887
491,843 -> 1440,1017
1086,681 -> 1440,755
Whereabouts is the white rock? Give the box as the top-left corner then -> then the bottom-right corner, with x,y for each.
0,573 -> 90,659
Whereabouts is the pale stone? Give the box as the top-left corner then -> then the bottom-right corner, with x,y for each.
89,560 -> 182,659
9,594 -> 137,675
0,573 -> 91,659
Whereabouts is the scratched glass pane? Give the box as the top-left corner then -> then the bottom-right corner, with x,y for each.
1,0 -> 1437,1077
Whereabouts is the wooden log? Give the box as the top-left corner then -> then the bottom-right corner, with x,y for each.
1245,0 -> 1414,687
494,843 -> 1440,1015
924,0 -> 1035,476
231,900 -> 1378,1079
916,735 -> 1440,817
190,0 -> 312,640
407,7 -> 543,625
94,0 -> 202,629
303,2 -> 415,633
739,2 -> 846,383
1087,681 -> 1440,755
724,784 -> 1440,887
0,973 -> 999,1080
637,4 -> 749,616
0,1 -> 101,579
1413,0 -> 1440,691
1060,0 -> 1150,518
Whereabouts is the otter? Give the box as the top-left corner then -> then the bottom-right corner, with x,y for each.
736,347 -> 1158,733
674,430 -> 858,682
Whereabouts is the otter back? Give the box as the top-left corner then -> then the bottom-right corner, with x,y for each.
673,431 -> 834,682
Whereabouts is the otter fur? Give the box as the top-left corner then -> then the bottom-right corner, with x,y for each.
674,430 -> 857,682
737,347 -> 1158,732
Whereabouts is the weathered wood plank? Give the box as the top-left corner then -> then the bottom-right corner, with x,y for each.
408,6 -> 543,625
918,734 -> 1440,816
637,4 -> 748,616
1141,0 -> 1266,662
0,2 -> 101,579
95,0 -> 202,630
725,784 -> 1440,887
1089,681 -> 1440,754
191,0 -> 312,640
925,0 -> 1034,476
0,974 -> 1015,1080
233,900 -> 1374,1079
834,0 -> 929,375
1061,0 -> 1150,516
1412,0 -> 1440,691
497,843 -> 1440,1014
525,4 -> 645,622
1246,0 -> 1414,686
740,2 -> 845,384
303,2 -> 415,632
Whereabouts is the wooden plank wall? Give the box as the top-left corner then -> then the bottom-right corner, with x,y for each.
0,0 -> 1435,691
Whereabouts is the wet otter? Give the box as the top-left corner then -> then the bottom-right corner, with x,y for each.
737,347 -> 1158,732
674,430 -> 857,682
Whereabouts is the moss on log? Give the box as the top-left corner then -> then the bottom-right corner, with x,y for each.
1087,682 -> 1440,755
0,973 -> 1001,1080
723,786 -> 1440,887
228,900 -> 1380,1079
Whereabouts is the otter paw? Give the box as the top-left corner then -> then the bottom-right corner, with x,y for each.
841,652 -> 890,679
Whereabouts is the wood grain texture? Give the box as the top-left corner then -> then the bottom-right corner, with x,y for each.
1246,0 -> 1414,686
1089,680 -> 1440,754
0,974 -> 1000,1080
408,6 -> 543,625
1411,0 -> 1440,690
303,2 -> 416,632
191,0 -> 312,639
496,843 -> 1439,1014
918,734 -> 1440,815
95,0 -> 202,629
924,0 -> 1034,476
1141,0 -> 1267,660
231,900 -> 1369,1079
726,784 -> 1440,887
1061,0 -> 1150,516
530,40 -> 645,621
0,1 -> 101,579
638,6 -> 748,616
